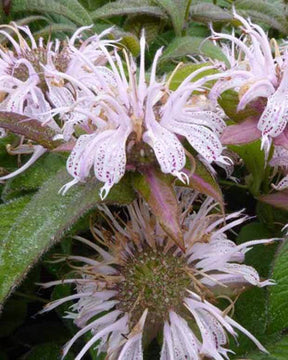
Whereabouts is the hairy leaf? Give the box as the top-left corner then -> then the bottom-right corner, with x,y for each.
160,36 -> 228,64
11,0 -> 92,26
0,112 -> 62,150
168,63 -> 218,91
190,3 -> 232,23
155,0 -> 189,36
91,0 -> 166,20
0,170 -> 135,306
0,196 -> 31,241
235,0 -> 288,34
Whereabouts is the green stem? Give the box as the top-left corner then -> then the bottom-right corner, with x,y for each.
219,180 -> 248,189
182,0 -> 193,36
14,291 -> 49,304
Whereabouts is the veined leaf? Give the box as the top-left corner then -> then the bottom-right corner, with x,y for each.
235,0 -> 288,34
91,0 -> 166,20
11,0 -> 92,26
155,0 -> 189,36
33,23 -> 78,37
160,36 -> 228,64
168,63 -> 218,91
190,3 -> 232,23
0,112 -> 62,150
0,170 -> 135,306
124,15 -> 162,43
109,27 -> 140,56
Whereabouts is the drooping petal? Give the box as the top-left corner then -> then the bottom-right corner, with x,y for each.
237,79 -> 275,111
165,120 -> 224,163
273,175 -> 288,190
66,133 -> 96,182
93,126 -> 132,200
258,86 -> 288,139
221,117 -> 261,145
0,145 -> 46,180
117,309 -> 148,360
143,122 -> 186,181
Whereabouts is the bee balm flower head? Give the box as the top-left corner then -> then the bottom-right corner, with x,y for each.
40,194 -> 276,360
210,11 -> 288,156
50,33 -> 228,199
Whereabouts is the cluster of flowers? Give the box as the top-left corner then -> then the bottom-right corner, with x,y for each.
1,13 -> 288,196
0,11 -> 286,360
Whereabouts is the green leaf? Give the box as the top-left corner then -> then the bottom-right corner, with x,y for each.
124,15 -> 162,43
0,170 -> 135,306
160,36 -> 228,65
218,90 -> 261,123
109,27 -> 140,56
237,222 -> 277,278
229,140 -> 265,196
0,196 -> 31,240
23,343 -> 74,360
238,334 -> 288,360
190,3 -> 233,23
2,153 -> 66,201
155,0 -> 189,36
33,23 -> 78,37
267,240 -> 288,334
11,0 -> 92,26
91,0 -> 167,20
235,0 -> 288,34
0,133 -> 19,173
168,63 -> 218,91
0,299 -> 27,338
231,223 -> 277,354
0,112 -> 62,150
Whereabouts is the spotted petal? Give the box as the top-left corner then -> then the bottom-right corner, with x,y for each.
258,87 -> 288,139
165,120 -> 224,163
237,79 -> 275,111
143,122 -> 187,182
93,126 -> 132,199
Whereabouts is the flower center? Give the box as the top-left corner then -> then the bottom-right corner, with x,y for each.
10,47 -> 70,85
116,247 -> 190,325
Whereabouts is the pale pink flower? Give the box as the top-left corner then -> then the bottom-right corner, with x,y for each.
269,145 -> 288,190
0,24 -> 113,180
40,194 -> 277,360
210,12 -> 288,155
49,34 -> 227,199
